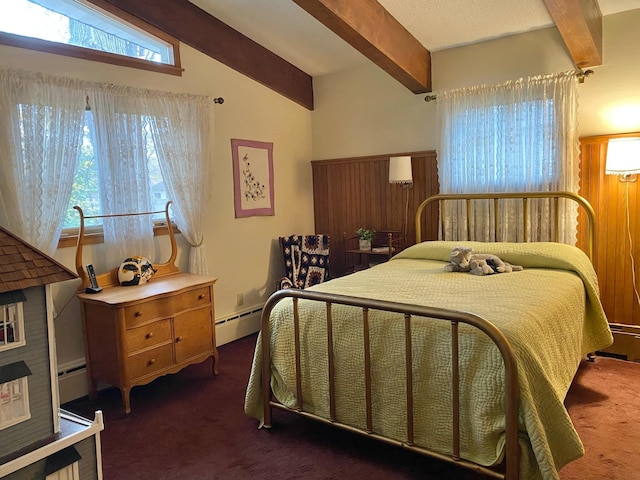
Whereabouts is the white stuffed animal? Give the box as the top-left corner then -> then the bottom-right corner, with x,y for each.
444,246 -> 523,276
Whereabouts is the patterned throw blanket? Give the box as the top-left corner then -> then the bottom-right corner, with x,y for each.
245,241 -> 613,480
279,234 -> 330,289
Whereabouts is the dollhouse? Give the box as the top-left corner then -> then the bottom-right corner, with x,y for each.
0,226 -> 103,479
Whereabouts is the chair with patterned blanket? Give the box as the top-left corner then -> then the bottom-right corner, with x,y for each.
279,234 -> 330,289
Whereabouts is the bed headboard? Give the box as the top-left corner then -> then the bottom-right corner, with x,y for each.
414,191 -> 596,261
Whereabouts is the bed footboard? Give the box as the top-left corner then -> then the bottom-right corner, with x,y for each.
260,288 -> 520,480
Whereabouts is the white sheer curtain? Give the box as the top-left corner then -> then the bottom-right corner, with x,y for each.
437,71 -> 580,244
0,68 -> 85,256
88,84 -> 214,273
147,95 -> 214,275
89,85 -> 155,266
0,67 -> 215,270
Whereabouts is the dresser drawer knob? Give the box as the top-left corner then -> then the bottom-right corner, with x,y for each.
175,336 -> 183,343
145,332 -> 154,339
198,294 -> 205,300
134,311 -> 143,317
148,358 -> 156,365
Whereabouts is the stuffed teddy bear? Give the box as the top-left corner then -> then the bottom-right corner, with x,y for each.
444,246 -> 523,276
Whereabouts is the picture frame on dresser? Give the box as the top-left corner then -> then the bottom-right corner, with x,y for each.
74,201 -> 218,414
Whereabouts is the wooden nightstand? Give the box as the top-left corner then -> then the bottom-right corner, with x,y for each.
342,230 -> 403,274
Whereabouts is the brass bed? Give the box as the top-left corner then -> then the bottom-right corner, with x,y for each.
244,192 -> 613,480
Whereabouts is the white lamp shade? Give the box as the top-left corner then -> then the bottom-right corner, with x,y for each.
606,137 -> 640,175
389,156 -> 413,184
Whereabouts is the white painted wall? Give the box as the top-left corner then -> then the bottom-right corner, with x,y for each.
0,42 -> 316,375
311,9 -> 640,160
578,9 -> 640,136
311,63 -> 435,159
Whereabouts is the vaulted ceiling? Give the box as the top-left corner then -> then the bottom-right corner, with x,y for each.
98,0 -> 640,110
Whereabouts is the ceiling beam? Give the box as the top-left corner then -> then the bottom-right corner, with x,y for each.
543,0 -> 602,68
97,0 -> 314,110
292,0 -> 431,94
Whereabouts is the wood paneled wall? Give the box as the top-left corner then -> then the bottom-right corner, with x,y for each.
312,142 -> 640,358
312,151 -> 439,277
580,132 -> 640,360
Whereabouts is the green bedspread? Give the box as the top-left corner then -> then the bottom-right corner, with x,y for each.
244,241 -> 613,480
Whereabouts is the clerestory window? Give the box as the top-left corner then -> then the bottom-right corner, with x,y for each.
0,0 -> 182,75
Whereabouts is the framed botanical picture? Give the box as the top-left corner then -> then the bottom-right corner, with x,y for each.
231,139 -> 275,218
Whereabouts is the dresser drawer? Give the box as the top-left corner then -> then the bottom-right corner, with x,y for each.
127,344 -> 173,380
124,286 -> 211,327
125,319 -> 171,353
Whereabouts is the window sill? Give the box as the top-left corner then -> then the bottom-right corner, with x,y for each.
57,224 -> 180,249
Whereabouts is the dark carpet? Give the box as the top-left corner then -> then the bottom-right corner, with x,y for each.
63,334 -> 640,480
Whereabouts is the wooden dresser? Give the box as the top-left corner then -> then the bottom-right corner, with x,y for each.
76,273 -> 217,414
73,202 -> 218,413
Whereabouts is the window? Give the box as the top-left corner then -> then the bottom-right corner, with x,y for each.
62,110 -> 168,231
2,68 -> 210,255
0,362 -> 32,430
436,72 -> 579,243
449,98 -> 558,191
0,292 -> 26,352
0,0 -> 181,75
64,111 -> 102,230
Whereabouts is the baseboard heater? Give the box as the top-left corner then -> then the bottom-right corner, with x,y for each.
58,361 -> 86,378
600,323 -> 640,362
215,305 -> 263,346
57,359 -> 90,404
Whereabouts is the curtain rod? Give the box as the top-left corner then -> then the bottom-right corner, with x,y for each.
576,69 -> 594,84
85,95 -> 224,109
423,68 -> 595,102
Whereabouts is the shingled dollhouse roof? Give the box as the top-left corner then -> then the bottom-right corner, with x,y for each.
0,226 -> 76,294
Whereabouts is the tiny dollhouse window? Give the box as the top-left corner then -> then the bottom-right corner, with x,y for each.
0,361 -> 32,430
45,464 -> 79,480
0,291 -> 26,352
45,446 -> 82,480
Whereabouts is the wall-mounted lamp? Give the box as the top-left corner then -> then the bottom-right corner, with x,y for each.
606,137 -> 640,182
606,136 -> 640,309
389,156 -> 413,242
